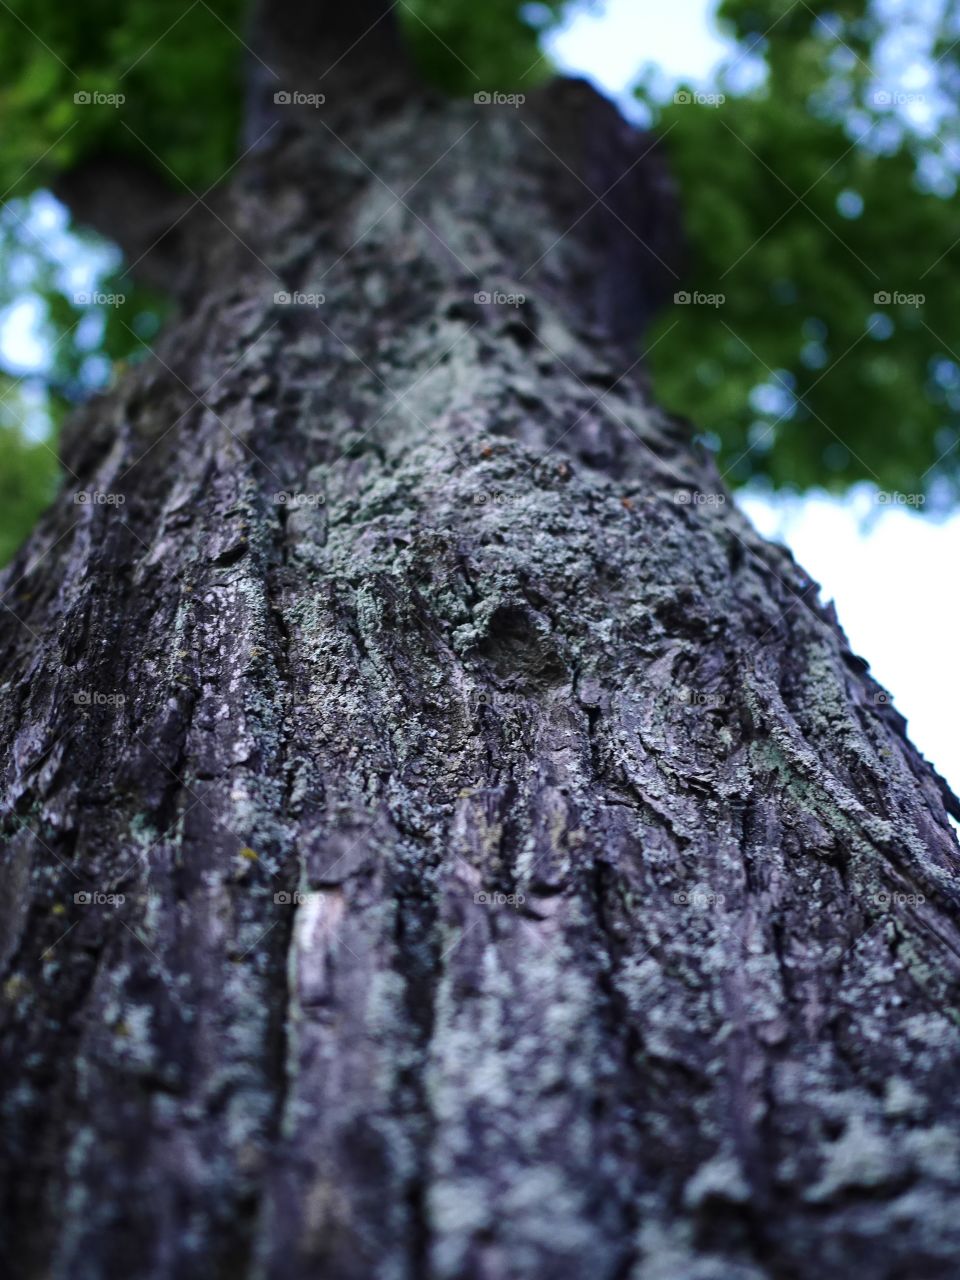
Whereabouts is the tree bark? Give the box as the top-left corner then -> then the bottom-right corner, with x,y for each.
2,16 -> 960,1280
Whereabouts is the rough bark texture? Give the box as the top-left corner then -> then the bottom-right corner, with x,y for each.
2,17 -> 960,1280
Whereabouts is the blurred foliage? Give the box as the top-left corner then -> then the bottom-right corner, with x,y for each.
0,0 -> 247,197
0,0 -> 562,200
638,0 -> 960,500
0,391 -> 60,567
0,0 -> 244,561
1,0 -> 960,566
0,197 -> 168,559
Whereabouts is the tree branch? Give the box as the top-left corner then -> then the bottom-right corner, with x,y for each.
244,0 -> 412,145
51,154 -> 196,295
251,0 -> 403,67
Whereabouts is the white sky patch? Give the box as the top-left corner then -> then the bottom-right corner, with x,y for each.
0,296 -> 47,373
546,0 -> 734,116
743,490 -> 960,795
0,192 -> 119,376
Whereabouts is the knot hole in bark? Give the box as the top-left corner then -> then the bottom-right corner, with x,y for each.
476,603 -> 566,687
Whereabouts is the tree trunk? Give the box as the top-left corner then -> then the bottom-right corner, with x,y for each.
2,14 -> 960,1280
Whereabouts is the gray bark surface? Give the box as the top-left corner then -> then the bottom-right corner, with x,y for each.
2,28 -> 960,1280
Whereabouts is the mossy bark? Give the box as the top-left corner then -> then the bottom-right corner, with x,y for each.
2,27 -> 960,1280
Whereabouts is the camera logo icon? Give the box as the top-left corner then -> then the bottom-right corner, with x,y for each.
274,91 -> 292,104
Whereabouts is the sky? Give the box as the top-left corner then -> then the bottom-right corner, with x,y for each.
548,0 -> 960,796
548,0 -> 739,109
